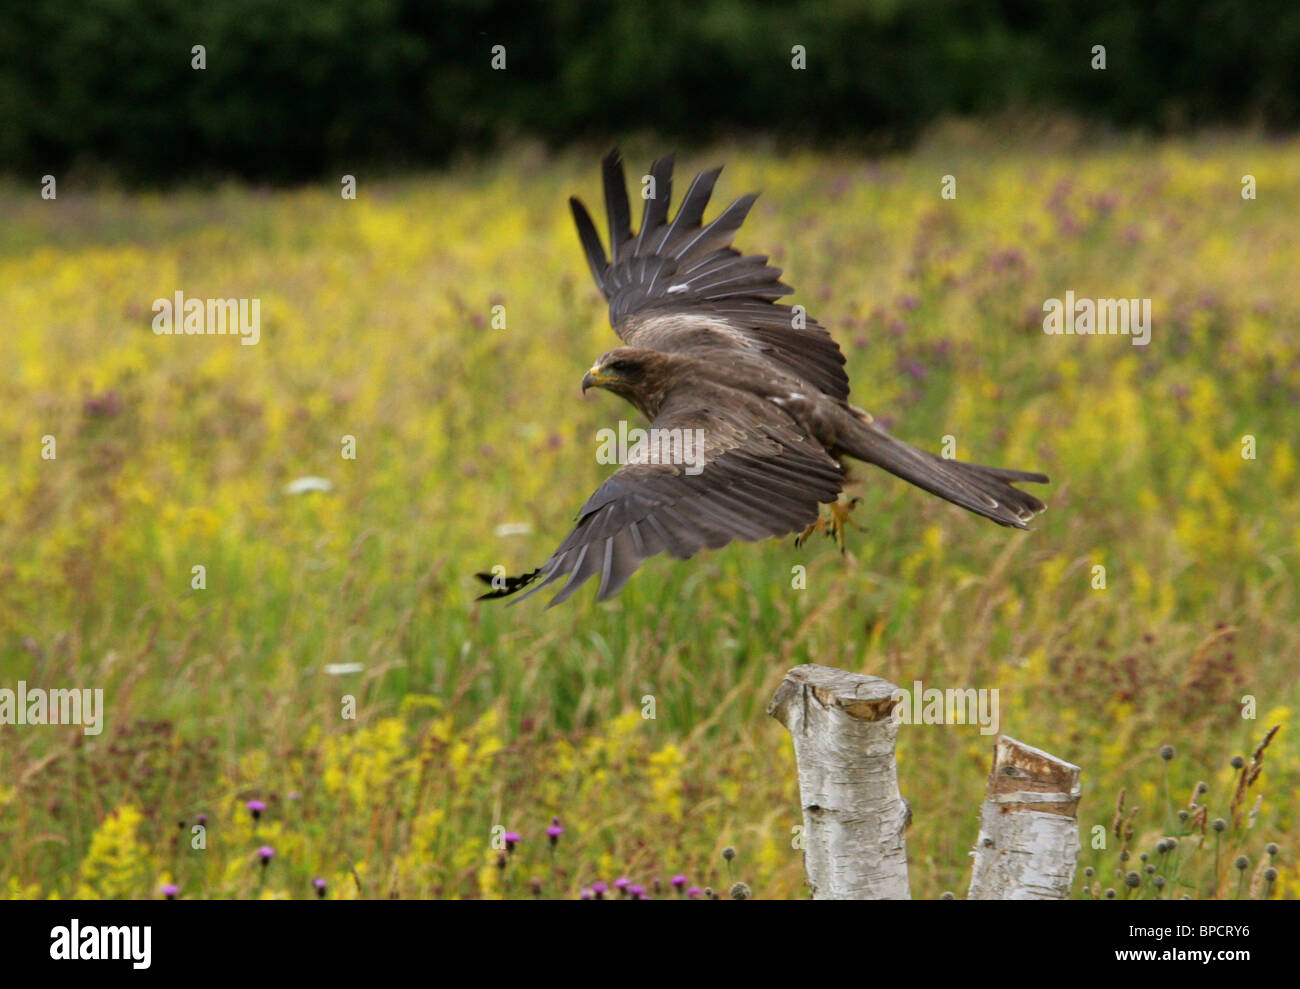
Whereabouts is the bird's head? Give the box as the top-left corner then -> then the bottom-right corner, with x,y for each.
581,347 -> 673,415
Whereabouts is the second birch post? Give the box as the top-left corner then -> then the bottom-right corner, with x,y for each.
967,735 -> 1082,899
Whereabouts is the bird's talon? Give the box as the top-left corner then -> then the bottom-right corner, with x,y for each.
796,496 -> 863,554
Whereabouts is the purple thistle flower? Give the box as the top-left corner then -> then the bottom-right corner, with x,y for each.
687,886 -> 702,899
898,358 -> 928,382
671,874 -> 688,891
1047,178 -> 1073,210
257,845 -> 274,866
614,877 -> 631,896
196,813 -> 208,826
246,799 -> 266,821
591,882 -> 608,899
580,888 -> 593,900
546,823 -> 563,845
989,248 -> 1025,273
82,389 -> 124,419
1090,191 -> 1119,215
629,884 -> 646,899
503,830 -> 521,852
161,884 -> 179,900
313,878 -> 327,898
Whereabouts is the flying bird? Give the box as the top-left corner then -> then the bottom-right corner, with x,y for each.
478,151 -> 1048,605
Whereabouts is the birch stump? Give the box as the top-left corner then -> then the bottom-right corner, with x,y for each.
968,735 -> 1081,899
768,664 -> 910,899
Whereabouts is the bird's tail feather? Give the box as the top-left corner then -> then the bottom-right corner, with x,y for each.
837,417 -> 1048,529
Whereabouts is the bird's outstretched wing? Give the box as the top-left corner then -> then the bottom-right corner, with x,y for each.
569,150 -> 850,401
477,395 -> 844,606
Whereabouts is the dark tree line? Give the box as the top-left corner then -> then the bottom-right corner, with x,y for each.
3,0 -> 1296,183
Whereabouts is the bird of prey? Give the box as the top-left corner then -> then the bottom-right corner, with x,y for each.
478,151 -> 1048,606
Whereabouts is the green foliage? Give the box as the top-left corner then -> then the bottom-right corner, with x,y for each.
4,1 -> 1300,182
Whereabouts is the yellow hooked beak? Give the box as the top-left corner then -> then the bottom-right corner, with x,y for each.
582,362 -> 616,394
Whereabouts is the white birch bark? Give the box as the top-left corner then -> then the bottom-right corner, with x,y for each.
768,664 -> 910,900
967,735 -> 1081,900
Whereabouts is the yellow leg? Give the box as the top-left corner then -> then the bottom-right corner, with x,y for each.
827,495 -> 864,554
795,494 -> 863,553
794,515 -> 828,548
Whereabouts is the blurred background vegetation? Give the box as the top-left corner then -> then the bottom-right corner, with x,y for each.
3,138 -> 1297,899
4,0 -> 1300,183
2,2 -> 1296,900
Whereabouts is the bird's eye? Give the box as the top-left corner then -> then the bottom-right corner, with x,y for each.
609,359 -> 632,372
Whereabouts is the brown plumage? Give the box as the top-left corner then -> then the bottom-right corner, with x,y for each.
477,150 -> 1049,606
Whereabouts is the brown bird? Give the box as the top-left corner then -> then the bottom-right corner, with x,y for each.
478,151 -> 1048,605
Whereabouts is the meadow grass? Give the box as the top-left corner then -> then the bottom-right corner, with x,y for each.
1,131 -> 1296,899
